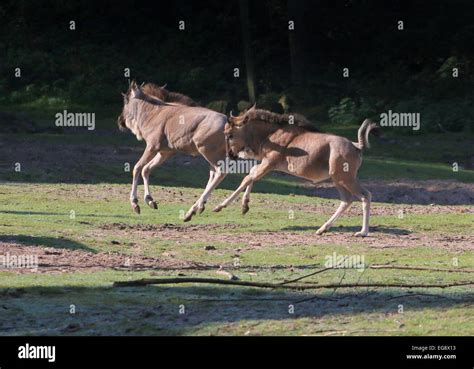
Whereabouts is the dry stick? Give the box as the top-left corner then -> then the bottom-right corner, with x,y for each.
113,264 -> 474,273
279,263 -> 474,289
386,293 -> 456,301
280,257 -> 352,286
279,266 -> 334,285
369,265 -> 474,273
294,270 -> 347,304
113,277 -> 474,290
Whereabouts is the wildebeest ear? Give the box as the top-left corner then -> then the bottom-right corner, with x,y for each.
130,84 -> 142,99
130,80 -> 138,89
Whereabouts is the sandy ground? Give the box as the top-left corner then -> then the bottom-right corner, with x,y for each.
1,221 -> 472,275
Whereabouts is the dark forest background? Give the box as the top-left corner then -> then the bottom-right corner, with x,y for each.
1,0 -> 474,133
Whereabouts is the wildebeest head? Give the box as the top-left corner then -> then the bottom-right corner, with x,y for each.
118,81 -> 197,132
117,80 -> 141,131
225,104 -> 257,159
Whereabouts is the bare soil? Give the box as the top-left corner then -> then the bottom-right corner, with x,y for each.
97,222 -> 474,252
1,225 -> 472,275
0,242 -> 204,274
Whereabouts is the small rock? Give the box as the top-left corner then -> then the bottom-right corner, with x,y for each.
64,323 -> 81,332
205,245 -> 216,251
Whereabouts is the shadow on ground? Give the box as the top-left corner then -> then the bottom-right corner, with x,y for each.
0,210 -> 129,219
0,235 -> 95,252
0,284 -> 473,335
281,225 -> 412,235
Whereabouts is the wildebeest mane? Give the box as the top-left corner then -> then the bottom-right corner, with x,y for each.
141,83 -> 198,106
244,109 -> 321,132
118,82 -> 198,131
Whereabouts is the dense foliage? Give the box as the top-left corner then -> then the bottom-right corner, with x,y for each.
1,0 -> 473,132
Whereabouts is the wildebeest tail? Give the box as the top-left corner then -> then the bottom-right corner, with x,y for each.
354,119 -> 378,150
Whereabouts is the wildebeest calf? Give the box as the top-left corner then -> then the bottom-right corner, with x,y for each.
214,106 -> 378,236
118,81 -> 239,221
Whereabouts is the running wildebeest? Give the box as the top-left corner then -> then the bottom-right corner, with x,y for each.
118,81 -> 249,221
213,106 -> 378,236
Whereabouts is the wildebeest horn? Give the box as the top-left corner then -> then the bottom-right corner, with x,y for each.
229,110 -> 235,118
247,103 -> 256,112
160,83 -> 168,89
140,82 -> 145,87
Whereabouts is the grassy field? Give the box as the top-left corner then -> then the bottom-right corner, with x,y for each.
0,113 -> 473,336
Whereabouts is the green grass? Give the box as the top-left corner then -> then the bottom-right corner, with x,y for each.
0,182 -> 472,336
0,111 -> 473,336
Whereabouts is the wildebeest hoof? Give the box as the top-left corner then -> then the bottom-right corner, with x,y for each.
132,203 -> 141,214
198,204 -> 205,214
145,196 -> 157,209
315,228 -> 326,235
354,231 -> 368,237
213,205 -> 223,213
183,211 -> 195,222
241,205 -> 249,215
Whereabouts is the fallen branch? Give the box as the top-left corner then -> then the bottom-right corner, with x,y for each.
113,277 -> 474,290
386,293 -> 455,301
279,266 -> 334,285
369,265 -> 474,273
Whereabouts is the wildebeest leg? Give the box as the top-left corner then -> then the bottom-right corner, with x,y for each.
196,167 -> 217,214
213,162 -> 272,212
241,182 -> 253,214
142,151 -> 175,209
130,147 -> 157,214
341,179 -> 371,237
316,184 -> 353,235
183,167 -> 227,222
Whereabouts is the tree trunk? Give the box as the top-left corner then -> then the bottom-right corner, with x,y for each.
239,0 -> 256,103
287,0 -> 306,88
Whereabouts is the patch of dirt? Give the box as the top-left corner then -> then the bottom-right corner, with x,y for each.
1,226 -> 472,274
0,242 -> 208,274
100,222 -> 474,252
100,223 -> 241,232
254,197 -> 472,216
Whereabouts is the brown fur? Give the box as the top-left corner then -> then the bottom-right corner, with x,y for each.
215,108 -> 378,237
234,108 -> 321,132
118,81 -> 237,221
141,83 -> 198,106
